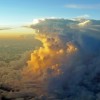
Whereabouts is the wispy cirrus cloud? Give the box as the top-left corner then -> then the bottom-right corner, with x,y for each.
65,4 -> 100,9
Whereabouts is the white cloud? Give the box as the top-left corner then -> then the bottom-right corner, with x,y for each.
65,4 -> 100,9
32,17 -> 63,25
76,14 -> 90,18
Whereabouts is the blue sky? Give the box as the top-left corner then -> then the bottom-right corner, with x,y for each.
0,0 -> 100,26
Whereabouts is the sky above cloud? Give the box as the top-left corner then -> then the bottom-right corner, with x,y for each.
0,0 -> 99,26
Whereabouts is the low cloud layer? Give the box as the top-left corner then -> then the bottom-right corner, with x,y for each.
0,27 -> 12,30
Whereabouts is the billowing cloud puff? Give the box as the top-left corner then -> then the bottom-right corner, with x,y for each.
26,18 -> 100,54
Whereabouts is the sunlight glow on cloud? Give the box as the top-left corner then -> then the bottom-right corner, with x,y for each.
78,20 -> 91,27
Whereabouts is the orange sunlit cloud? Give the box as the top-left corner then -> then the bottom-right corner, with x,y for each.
22,34 -> 77,80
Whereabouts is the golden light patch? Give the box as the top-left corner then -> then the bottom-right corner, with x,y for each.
23,34 -> 78,78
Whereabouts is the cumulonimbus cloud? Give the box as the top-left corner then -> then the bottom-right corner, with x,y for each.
65,4 -> 100,9
1,18 -> 100,100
